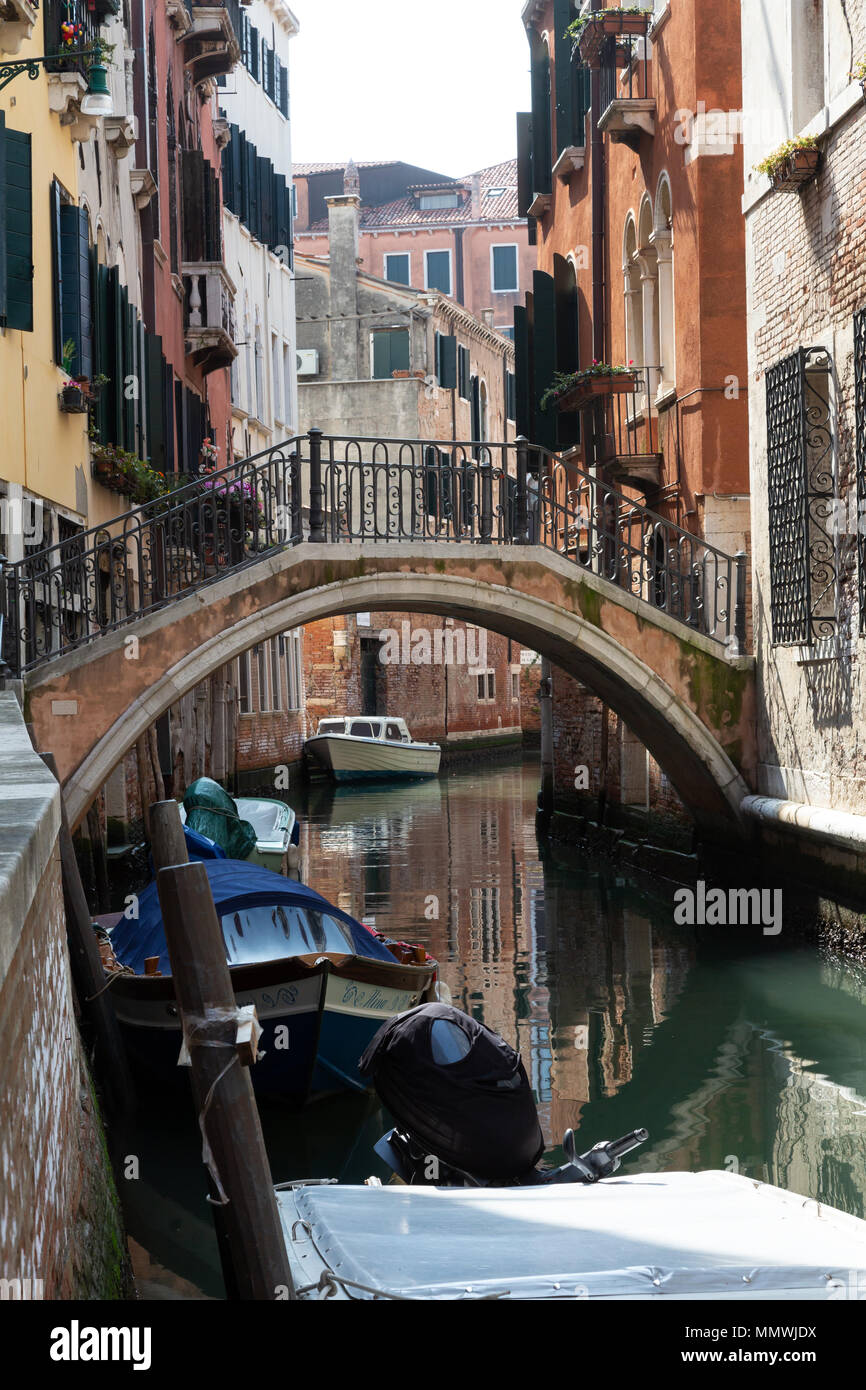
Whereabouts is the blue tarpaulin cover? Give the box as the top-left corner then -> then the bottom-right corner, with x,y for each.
110,858 -> 397,975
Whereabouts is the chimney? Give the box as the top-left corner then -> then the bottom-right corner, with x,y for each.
470,173 -> 482,221
324,160 -> 362,380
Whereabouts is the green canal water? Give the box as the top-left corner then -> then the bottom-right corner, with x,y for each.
118,757 -> 866,1299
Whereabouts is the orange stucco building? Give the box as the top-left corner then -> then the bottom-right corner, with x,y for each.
518,0 -> 750,549
518,0 -> 752,832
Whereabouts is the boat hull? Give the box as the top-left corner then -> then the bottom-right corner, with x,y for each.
110,954 -> 434,1103
305,734 -> 441,782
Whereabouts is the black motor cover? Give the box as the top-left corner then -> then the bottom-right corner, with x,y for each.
359,1002 -> 545,1180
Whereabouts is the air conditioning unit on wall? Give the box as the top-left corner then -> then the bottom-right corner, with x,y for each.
296,349 -> 319,376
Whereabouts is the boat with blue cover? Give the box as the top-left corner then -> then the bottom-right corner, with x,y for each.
104,859 -> 437,1102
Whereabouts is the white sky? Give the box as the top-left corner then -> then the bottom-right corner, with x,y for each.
289,0 -> 532,177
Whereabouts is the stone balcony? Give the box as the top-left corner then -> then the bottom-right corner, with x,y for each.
182,3 -> 241,86
0,0 -> 38,53
182,261 -> 238,375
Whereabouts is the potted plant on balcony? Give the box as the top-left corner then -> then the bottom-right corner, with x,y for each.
541,362 -> 637,414
755,136 -> 820,191
566,7 -> 652,65
59,340 -> 90,413
90,437 -> 167,503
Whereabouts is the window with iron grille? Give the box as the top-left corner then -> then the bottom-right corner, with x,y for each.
765,347 -> 836,645
856,310 -> 866,633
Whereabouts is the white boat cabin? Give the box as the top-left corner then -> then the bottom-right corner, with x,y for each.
316,717 -> 415,744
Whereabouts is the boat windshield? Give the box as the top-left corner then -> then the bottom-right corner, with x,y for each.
220,904 -> 355,964
318,720 -> 346,735
385,722 -> 405,742
349,720 -> 381,739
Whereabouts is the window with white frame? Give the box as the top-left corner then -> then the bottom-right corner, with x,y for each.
491,243 -> 518,293
425,249 -> 452,296
384,252 -> 411,286
476,669 -> 496,702
419,193 -> 460,210
510,668 -> 520,702
271,334 -> 282,424
256,643 -> 272,712
283,629 -> 303,710
237,651 -> 252,714
270,638 -> 283,712
283,343 -> 293,430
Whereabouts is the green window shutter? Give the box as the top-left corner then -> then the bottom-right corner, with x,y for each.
123,293 -> 135,450
228,124 -> 241,216
553,0 -> 571,155
272,171 -> 288,254
238,131 -> 249,226
257,155 -> 273,247
5,126 -> 33,332
437,332 -> 457,389
514,303 -> 533,441
59,204 -> 93,380
516,111 -> 533,218
553,252 -> 579,449
50,179 -> 63,361
532,271 -> 557,452
372,329 -> 409,379
530,43 -> 552,196
458,345 -> 470,399
278,60 -> 289,117
0,113 -> 6,326
249,26 -> 259,80
247,142 -> 259,238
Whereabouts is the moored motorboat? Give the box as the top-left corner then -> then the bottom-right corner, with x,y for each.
102,860 -> 437,1102
305,716 -> 441,782
275,1003 -> 866,1299
179,778 -> 300,875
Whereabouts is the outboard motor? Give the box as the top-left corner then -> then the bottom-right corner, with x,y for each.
360,1002 -> 647,1187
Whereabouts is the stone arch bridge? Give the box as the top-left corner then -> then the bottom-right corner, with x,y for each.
1,431 -> 755,838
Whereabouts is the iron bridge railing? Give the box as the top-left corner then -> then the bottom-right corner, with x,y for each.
0,431 -> 748,677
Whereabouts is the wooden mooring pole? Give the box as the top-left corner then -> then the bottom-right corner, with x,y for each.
154,829 -> 294,1300
39,751 -> 134,1120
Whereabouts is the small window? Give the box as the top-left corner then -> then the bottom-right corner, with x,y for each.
372,327 -> 410,379
485,187 -> 506,199
476,672 -> 487,702
511,670 -> 520,702
419,193 -> 460,210
238,652 -> 252,715
385,722 -> 402,741
318,719 -> 345,734
487,671 -> 495,700
384,252 -> 410,285
491,244 -> 518,293
350,720 -> 375,738
425,249 -> 452,296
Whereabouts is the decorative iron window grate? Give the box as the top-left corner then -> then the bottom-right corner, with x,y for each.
856,309 -> 866,633
765,347 -> 836,645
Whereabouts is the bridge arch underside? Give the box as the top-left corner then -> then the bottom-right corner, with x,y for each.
25,548 -> 753,839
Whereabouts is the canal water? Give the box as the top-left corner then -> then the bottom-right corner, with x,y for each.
118,756 -> 866,1299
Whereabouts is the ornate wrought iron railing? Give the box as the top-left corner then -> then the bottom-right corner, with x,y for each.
766,347 -> 836,645
0,430 -> 747,676
599,26 -> 651,112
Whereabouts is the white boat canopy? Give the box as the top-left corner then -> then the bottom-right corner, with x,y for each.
277,1171 -> 866,1301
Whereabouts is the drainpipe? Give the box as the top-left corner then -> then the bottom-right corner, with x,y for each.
590,66 -> 606,363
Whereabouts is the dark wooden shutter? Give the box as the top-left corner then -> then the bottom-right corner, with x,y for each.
514,303 -> 532,441
123,292 -> 135,449
554,0 -> 587,155
249,26 -> 259,80
437,332 -> 457,389
5,125 -> 33,332
146,332 -> 165,471
246,141 -> 259,239
49,179 -> 63,361
529,43 -> 552,196
278,60 -> 289,116
273,171 -> 288,254
458,345 -> 470,399
532,270 -> 557,452
0,113 -> 6,327
60,204 -> 93,380
553,252 -> 579,449
257,154 -> 273,248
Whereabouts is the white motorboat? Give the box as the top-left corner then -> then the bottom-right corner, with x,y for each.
234,797 -> 300,874
276,1171 -> 866,1301
304,716 -> 441,782
179,781 -> 300,874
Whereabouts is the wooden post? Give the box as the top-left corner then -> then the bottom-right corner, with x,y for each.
39,752 -> 134,1119
156,859 -> 295,1301
149,798 -> 189,870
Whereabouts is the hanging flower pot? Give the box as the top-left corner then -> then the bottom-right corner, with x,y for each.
568,8 -> 652,66
755,139 -> 820,191
60,383 -> 89,414
541,365 -> 638,414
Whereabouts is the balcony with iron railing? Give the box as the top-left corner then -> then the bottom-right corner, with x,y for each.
550,366 -> 664,494
183,262 -> 237,374
593,20 -> 655,146
182,0 -> 241,86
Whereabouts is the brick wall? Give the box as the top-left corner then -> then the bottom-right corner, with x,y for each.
0,696 -> 126,1299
